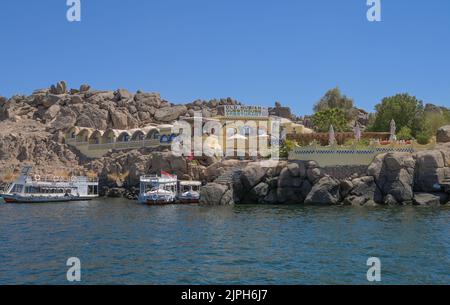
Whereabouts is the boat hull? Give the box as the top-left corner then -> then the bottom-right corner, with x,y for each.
0,194 -> 95,204
139,194 -> 176,205
179,198 -> 200,204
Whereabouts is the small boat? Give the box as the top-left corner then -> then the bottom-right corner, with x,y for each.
0,166 -> 99,204
178,181 -> 201,204
138,172 -> 178,205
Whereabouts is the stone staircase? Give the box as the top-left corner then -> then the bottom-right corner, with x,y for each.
214,167 -> 243,186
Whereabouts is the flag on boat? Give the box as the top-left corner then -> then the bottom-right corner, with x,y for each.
161,170 -> 176,178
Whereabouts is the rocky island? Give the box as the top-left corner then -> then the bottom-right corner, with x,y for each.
1,81 -> 449,206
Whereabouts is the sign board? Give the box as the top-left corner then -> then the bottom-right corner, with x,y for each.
224,105 -> 269,118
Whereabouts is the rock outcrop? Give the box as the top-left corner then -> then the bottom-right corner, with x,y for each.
233,150 -> 449,206
0,82 -> 244,132
437,126 -> 450,143
304,176 -> 341,205
200,183 -> 234,205
368,153 -> 415,203
414,151 -> 446,192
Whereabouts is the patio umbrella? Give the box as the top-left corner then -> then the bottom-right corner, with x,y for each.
354,123 -> 362,142
389,119 -> 397,142
329,125 -> 336,146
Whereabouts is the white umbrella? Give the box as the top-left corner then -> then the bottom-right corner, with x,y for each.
329,125 -> 336,145
389,119 -> 397,142
354,123 -> 362,142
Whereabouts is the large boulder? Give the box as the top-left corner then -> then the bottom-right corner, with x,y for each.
245,182 -> 270,204
344,176 -> 382,206
43,104 -> 61,121
148,152 -> 187,177
304,176 -> 341,205
110,110 -> 128,130
154,105 -> 187,122
414,151 -> 446,192
286,162 -> 306,178
76,105 -> 108,130
413,193 -> 441,206
50,107 -> 77,130
200,183 -> 234,205
241,163 -> 267,190
369,153 -> 415,203
276,181 -> 311,204
437,126 -> 450,143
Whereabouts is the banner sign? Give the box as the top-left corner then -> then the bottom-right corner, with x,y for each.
225,105 -> 269,118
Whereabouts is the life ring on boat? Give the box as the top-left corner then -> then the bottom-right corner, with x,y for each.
34,175 -> 41,181
70,176 -> 77,182
53,176 -> 60,182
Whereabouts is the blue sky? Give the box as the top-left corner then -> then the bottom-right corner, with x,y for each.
0,0 -> 449,115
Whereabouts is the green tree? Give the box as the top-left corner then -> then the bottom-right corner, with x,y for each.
312,108 -> 349,132
314,87 -> 356,120
369,94 -> 424,135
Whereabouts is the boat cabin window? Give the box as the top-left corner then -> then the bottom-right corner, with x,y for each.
11,184 -> 24,193
88,185 -> 98,195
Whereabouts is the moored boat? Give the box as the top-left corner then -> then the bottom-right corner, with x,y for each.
138,172 -> 178,205
0,166 -> 99,204
178,181 -> 201,204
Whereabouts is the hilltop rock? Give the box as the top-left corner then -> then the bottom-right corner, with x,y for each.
79,84 -> 91,93
49,81 -> 67,95
154,105 -> 187,122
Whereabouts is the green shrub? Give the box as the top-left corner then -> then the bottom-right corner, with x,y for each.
279,139 -> 296,158
415,130 -> 432,145
397,126 -> 413,140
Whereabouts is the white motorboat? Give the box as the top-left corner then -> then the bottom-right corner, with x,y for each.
178,181 -> 201,204
0,166 -> 99,204
138,172 -> 178,205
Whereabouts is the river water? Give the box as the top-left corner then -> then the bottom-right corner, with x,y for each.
0,198 -> 449,284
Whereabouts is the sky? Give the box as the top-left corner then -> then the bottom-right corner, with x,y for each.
0,0 -> 449,116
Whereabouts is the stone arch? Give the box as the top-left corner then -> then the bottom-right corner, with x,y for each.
65,127 -> 80,140
102,129 -> 117,144
77,129 -> 93,143
117,131 -> 131,142
89,130 -> 103,145
131,130 -> 145,141
146,129 -> 160,140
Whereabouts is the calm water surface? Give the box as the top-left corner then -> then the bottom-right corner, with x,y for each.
0,198 -> 449,284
